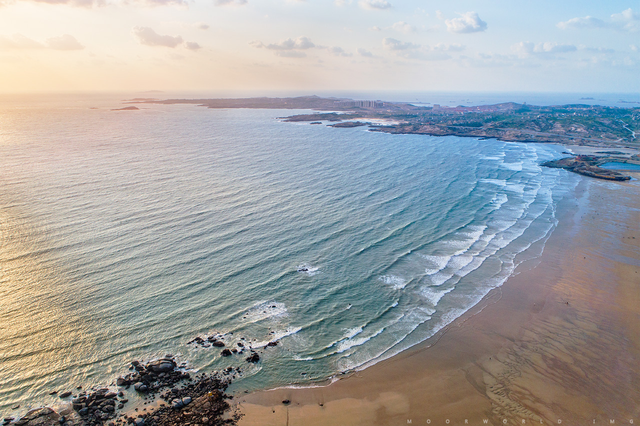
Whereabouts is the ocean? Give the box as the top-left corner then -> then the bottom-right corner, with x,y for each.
0,94 -> 583,415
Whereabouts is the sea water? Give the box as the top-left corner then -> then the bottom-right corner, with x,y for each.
0,95 -> 580,414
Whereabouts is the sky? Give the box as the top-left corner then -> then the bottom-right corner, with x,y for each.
0,0 -> 639,94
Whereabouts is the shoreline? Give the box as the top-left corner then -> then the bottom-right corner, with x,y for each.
235,176 -> 640,425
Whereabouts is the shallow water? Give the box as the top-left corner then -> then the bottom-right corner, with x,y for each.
599,162 -> 640,171
0,95 -> 580,414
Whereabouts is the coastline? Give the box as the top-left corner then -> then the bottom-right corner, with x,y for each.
235,176 -> 640,425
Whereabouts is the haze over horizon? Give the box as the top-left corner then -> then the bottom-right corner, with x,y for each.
0,0 -> 639,94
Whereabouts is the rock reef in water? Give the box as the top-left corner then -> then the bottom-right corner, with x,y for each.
542,155 -> 633,181
3,355 -> 240,426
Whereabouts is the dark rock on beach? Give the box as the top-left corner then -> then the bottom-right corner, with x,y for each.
245,353 -> 260,363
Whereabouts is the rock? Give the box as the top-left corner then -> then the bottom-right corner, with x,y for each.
146,358 -> 176,374
16,407 -> 59,426
116,377 -> 130,387
134,418 -> 144,426
133,383 -> 148,393
171,399 -> 184,409
211,341 -> 225,347
49,391 -> 58,395
59,391 -> 72,398
282,400 -> 290,405
105,392 -> 117,399
181,397 -> 192,405
117,403 -> 124,410
266,341 -> 278,347
220,349 -> 232,357
78,408 -> 89,417
246,353 -> 260,363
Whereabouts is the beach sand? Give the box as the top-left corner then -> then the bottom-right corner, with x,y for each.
236,177 -> 640,426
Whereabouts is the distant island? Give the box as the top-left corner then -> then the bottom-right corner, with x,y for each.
130,96 -> 640,180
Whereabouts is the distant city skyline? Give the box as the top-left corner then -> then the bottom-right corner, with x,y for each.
0,0 -> 638,93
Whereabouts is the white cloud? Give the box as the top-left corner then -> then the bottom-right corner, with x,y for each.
133,26 -> 183,48
357,47 -> 373,57
0,33 -> 85,51
214,0 -> 247,5
0,34 -> 44,49
382,37 -> 419,51
359,0 -> 390,10
433,43 -> 465,52
558,8 -> 639,33
275,50 -> 306,58
194,22 -> 209,30
184,41 -> 201,50
391,21 -> 415,34
329,46 -> 352,57
611,8 -> 639,32
513,42 -> 577,56
631,44 -> 638,52
557,16 -> 606,30
445,12 -> 487,34
253,36 -> 315,51
46,34 -> 84,50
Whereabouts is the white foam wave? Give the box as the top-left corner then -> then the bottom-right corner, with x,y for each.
242,301 -> 288,323
421,254 -> 450,275
336,327 -> 384,353
297,263 -> 319,276
501,162 -> 523,171
420,286 -> 454,306
252,326 -> 302,348
379,275 -> 407,290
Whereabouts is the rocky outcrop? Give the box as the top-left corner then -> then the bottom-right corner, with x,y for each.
542,155 -> 631,181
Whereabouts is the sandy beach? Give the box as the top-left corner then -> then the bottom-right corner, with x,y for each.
236,177 -> 640,425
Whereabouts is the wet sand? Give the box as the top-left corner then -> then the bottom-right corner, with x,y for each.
236,177 -> 640,426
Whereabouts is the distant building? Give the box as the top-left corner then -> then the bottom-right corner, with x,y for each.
334,100 -> 383,108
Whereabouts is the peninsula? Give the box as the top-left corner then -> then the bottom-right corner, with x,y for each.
132,95 -> 640,180
133,96 -> 640,150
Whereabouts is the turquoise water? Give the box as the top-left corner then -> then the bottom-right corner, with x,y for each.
0,96 -> 579,415
600,162 -> 640,171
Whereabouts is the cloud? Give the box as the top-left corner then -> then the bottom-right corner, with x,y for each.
557,16 -> 606,30
214,0 -> 247,5
391,21 -> 416,34
194,22 -> 209,30
133,26 -> 183,48
382,37 -> 419,50
46,34 -> 84,50
251,36 -> 316,58
382,38 -> 461,61
275,50 -> 306,58
558,8 -> 639,33
357,47 -> 373,57
334,0 -> 351,5
611,8 -> 639,32
359,0 -> 390,10
445,12 -> 487,34
253,36 -> 315,51
0,34 -> 45,49
19,0 -> 187,7
433,43 -> 465,52
514,42 -> 577,56
0,33 -> 85,51
184,41 -> 201,50
329,46 -> 352,57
